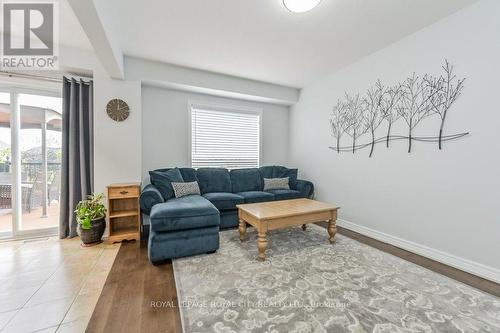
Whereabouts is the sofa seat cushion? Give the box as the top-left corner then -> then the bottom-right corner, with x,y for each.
150,195 -> 219,232
202,192 -> 244,210
267,189 -> 302,200
236,191 -> 274,204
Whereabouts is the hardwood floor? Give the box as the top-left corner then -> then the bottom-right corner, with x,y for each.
88,224 -> 500,332
86,240 -> 181,333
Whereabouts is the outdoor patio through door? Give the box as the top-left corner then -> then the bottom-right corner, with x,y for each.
0,90 -> 62,239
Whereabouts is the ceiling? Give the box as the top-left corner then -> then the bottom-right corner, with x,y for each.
58,0 -> 92,50
106,0 -> 478,88
0,1 -> 479,87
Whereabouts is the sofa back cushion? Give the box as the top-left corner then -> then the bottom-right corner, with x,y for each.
149,168 -> 184,200
273,166 -> 298,189
258,166 -> 274,179
178,168 -> 197,182
230,168 -> 262,193
196,168 -> 232,194
259,166 -> 298,190
155,167 -> 197,182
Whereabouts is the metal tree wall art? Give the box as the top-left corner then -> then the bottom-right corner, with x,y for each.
380,83 -> 402,148
345,93 -> 368,154
398,72 -> 436,153
329,100 -> 349,153
425,60 -> 465,149
328,60 -> 469,157
364,80 -> 386,157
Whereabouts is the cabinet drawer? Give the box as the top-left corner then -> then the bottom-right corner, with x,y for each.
108,186 -> 139,199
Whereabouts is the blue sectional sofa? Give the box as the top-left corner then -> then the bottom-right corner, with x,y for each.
140,166 -> 314,263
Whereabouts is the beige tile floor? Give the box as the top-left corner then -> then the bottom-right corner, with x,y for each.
0,236 -> 120,332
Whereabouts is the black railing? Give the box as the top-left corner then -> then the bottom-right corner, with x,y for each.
0,162 -> 61,211
0,162 -> 61,182
20,162 -> 61,182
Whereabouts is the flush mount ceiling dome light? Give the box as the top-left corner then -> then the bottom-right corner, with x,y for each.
283,0 -> 322,13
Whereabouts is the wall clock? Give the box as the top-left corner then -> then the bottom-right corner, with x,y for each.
106,98 -> 130,122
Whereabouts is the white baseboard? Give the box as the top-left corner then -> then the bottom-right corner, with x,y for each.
337,219 -> 500,284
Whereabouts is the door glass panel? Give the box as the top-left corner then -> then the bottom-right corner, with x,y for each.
19,93 -> 62,231
0,92 -> 12,235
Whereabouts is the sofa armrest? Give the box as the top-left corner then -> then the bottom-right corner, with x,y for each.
295,179 -> 314,199
140,184 -> 164,215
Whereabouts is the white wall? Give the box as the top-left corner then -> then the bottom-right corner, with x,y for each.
289,0 -> 500,281
92,56 -> 293,236
141,86 -> 290,182
93,64 -> 142,235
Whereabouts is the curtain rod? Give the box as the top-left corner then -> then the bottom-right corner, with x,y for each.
0,71 -> 93,83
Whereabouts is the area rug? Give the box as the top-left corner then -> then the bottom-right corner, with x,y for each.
172,224 -> 500,333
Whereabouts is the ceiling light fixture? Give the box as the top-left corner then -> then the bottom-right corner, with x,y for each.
283,0 -> 322,13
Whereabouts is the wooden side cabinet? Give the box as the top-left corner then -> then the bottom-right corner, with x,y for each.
107,182 -> 141,243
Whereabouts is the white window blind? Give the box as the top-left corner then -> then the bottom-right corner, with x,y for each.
191,105 -> 260,169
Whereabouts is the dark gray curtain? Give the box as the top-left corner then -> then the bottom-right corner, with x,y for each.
59,77 -> 94,238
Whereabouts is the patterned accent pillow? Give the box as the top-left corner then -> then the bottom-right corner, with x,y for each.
263,177 -> 290,191
171,181 -> 201,198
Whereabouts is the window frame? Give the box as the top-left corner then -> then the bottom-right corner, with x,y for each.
188,100 -> 263,169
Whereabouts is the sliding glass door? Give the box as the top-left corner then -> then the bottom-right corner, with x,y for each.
0,92 -> 12,237
0,90 -> 61,239
19,93 -> 61,232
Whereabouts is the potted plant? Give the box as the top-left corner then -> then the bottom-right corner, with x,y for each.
75,193 -> 107,246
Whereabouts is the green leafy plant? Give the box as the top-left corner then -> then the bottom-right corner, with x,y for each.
75,193 -> 106,230
0,147 -> 11,163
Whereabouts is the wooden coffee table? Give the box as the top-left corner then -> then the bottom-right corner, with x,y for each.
237,198 -> 339,261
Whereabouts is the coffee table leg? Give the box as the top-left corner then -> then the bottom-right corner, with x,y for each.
302,224 -> 307,231
327,219 -> 337,244
239,219 -> 247,241
258,231 -> 267,261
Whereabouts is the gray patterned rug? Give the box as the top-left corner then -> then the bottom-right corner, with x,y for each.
172,224 -> 500,333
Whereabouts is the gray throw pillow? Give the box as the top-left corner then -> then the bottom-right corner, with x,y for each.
171,181 -> 201,198
263,177 -> 290,191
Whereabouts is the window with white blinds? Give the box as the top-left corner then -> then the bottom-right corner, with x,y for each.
191,105 -> 260,169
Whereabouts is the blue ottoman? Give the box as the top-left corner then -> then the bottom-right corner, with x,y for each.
148,195 -> 220,263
